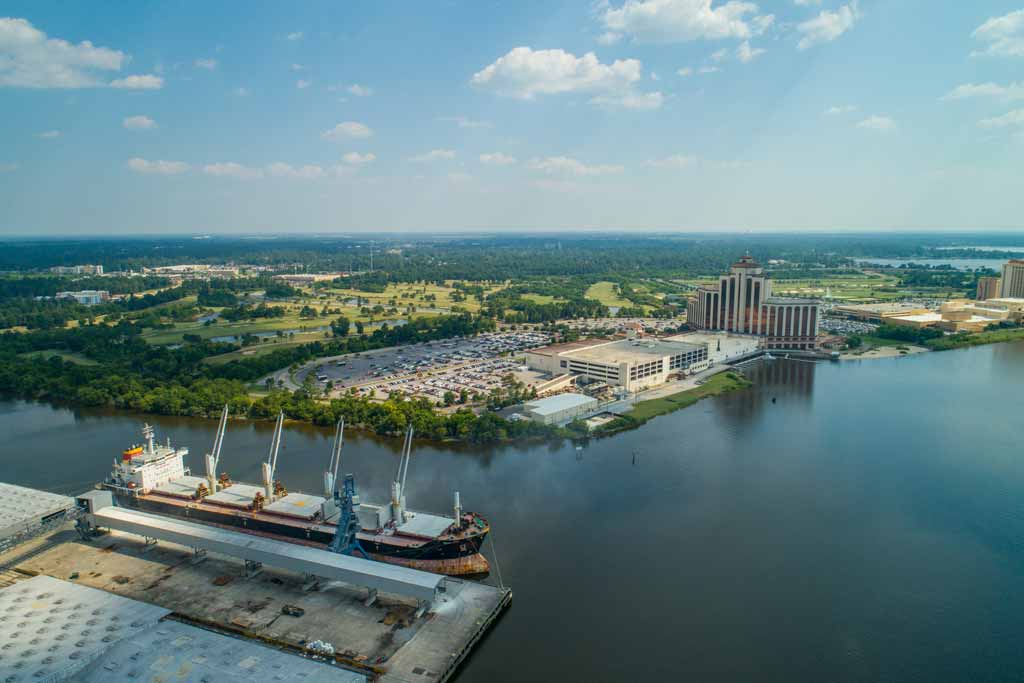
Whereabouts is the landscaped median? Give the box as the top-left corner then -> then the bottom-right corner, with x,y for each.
594,371 -> 753,434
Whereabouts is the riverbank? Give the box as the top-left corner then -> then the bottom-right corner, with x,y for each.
840,344 -> 929,360
595,371 -> 752,435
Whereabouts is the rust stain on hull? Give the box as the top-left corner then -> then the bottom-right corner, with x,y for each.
366,551 -> 491,577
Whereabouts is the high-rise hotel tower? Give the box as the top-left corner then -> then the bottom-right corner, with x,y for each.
687,255 -> 821,350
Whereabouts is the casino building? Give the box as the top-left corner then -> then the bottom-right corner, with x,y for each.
687,255 -> 820,350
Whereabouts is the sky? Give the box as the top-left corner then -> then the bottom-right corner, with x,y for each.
1,1 -> 1023,234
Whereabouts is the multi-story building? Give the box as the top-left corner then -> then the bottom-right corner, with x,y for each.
50,264 -> 103,275
56,290 -> 109,305
1000,260 -> 1024,298
687,255 -> 820,350
976,276 -> 1002,300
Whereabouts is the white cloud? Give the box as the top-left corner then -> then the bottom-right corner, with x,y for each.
37,130 -> 60,139
233,86 -> 250,96
127,158 -> 188,175
0,17 -> 124,88
347,84 -> 372,96
698,65 -> 720,73
736,40 -> 765,62
797,1 -> 860,50
342,152 -> 376,164
290,63 -> 306,71
286,31 -> 304,41
471,47 -> 641,99
856,115 -> 895,132
941,82 -> 1024,102
202,162 -> 263,180
409,149 -> 456,163
322,121 -> 373,140
472,46 -> 662,110
825,104 -> 856,114
601,0 -> 774,43
0,162 -> 17,173
794,0 -> 820,5
267,162 -> 325,179
979,109 -> 1024,128
645,154 -> 697,168
677,67 -> 693,76
591,90 -> 664,109
194,58 -> 217,70
528,156 -> 624,176
122,115 -> 156,130
710,48 -> 729,62
439,116 -> 492,129
479,152 -> 517,165
596,31 -> 623,45
109,74 -> 163,89
296,79 -> 311,89
971,10 -> 1024,58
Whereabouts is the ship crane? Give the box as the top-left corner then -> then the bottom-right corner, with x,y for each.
204,404 -> 229,493
391,424 -> 414,524
262,411 -> 284,502
325,417 -> 368,558
324,417 -> 345,499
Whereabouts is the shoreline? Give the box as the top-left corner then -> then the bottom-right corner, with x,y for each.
839,345 -> 929,361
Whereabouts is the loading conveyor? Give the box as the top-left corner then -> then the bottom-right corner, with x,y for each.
84,503 -> 444,603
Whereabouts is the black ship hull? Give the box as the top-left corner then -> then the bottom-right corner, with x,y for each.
112,491 -> 487,564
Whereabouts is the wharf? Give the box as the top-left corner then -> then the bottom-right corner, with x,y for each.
0,525 -> 510,683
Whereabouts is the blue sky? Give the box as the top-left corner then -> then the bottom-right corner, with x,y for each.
1,1 -> 1023,234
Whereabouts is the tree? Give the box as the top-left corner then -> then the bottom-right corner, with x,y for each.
331,316 -> 351,337
355,321 -> 365,335
443,390 -> 455,406
458,388 -> 469,404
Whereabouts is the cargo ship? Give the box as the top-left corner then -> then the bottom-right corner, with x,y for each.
100,410 -> 490,576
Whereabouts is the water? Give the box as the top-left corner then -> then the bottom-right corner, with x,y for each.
2,343 -> 1023,681
855,257 -> 1008,271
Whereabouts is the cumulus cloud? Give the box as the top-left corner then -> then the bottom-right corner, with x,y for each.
123,115 -> 156,130
596,31 -> 623,45
322,121 -> 373,140
298,79 -> 314,89
941,82 -> 1024,102
797,1 -> 860,49
286,31 -> 304,41
736,40 -> 765,62
36,130 -> 60,139
233,86 -> 250,96
971,10 -> 1024,58
479,152 -> 517,165
347,84 -> 372,96
266,162 -> 325,179
0,17 -> 163,91
601,0 -> 774,43
979,109 -> 1024,128
342,152 -> 376,164
677,67 -> 693,76
709,48 -> 729,62
194,58 -> 217,70
127,158 -> 188,175
202,162 -> 263,180
439,116 -> 492,129
528,156 -> 624,176
471,46 -> 662,109
825,104 -> 856,114
856,115 -> 895,131
645,154 -> 697,168
109,74 -> 163,89
409,149 -> 456,163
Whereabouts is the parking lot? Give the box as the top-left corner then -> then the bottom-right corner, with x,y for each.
293,331 -> 551,403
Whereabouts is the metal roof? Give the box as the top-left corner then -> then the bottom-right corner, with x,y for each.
153,475 -> 207,498
0,482 -> 75,541
525,393 -> 598,416
398,511 -> 453,539
91,506 -> 444,602
0,575 -> 170,683
206,483 -> 264,508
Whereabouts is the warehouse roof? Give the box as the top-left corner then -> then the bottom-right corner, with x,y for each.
564,338 -> 705,365
525,393 -> 598,416
0,481 -> 74,541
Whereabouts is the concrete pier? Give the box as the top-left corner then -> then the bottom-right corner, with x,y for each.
1,526 -> 509,682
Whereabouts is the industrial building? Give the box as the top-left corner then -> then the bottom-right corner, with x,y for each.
1001,260 -> 1024,298
687,255 -> 820,350
525,337 -> 709,391
523,393 -> 600,424
884,299 -> 1024,333
55,289 -> 109,305
831,302 -> 932,323
663,331 -> 761,364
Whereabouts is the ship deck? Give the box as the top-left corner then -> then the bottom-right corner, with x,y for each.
1,524 -> 511,683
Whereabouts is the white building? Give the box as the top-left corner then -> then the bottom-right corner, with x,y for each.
56,290 -> 109,305
525,338 -> 709,392
523,393 -> 600,425
664,331 -> 761,364
1001,260 -> 1024,299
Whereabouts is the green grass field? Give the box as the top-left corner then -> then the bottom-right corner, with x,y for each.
626,372 -> 752,421
585,281 -> 633,308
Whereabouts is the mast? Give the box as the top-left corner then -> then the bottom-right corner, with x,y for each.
205,404 -> 229,493
262,412 -> 284,501
391,424 -> 414,524
324,417 -> 344,498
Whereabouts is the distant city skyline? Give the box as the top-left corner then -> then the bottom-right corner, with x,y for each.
1,2 -> 1023,234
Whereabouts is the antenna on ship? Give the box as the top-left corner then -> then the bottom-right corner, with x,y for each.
262,412 -> 284,502
324,417 -> 345,498
142,424 -> 155,455
205,404 -> 229,493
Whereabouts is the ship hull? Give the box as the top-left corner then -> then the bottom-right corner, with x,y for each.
110,490 -> 489,576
